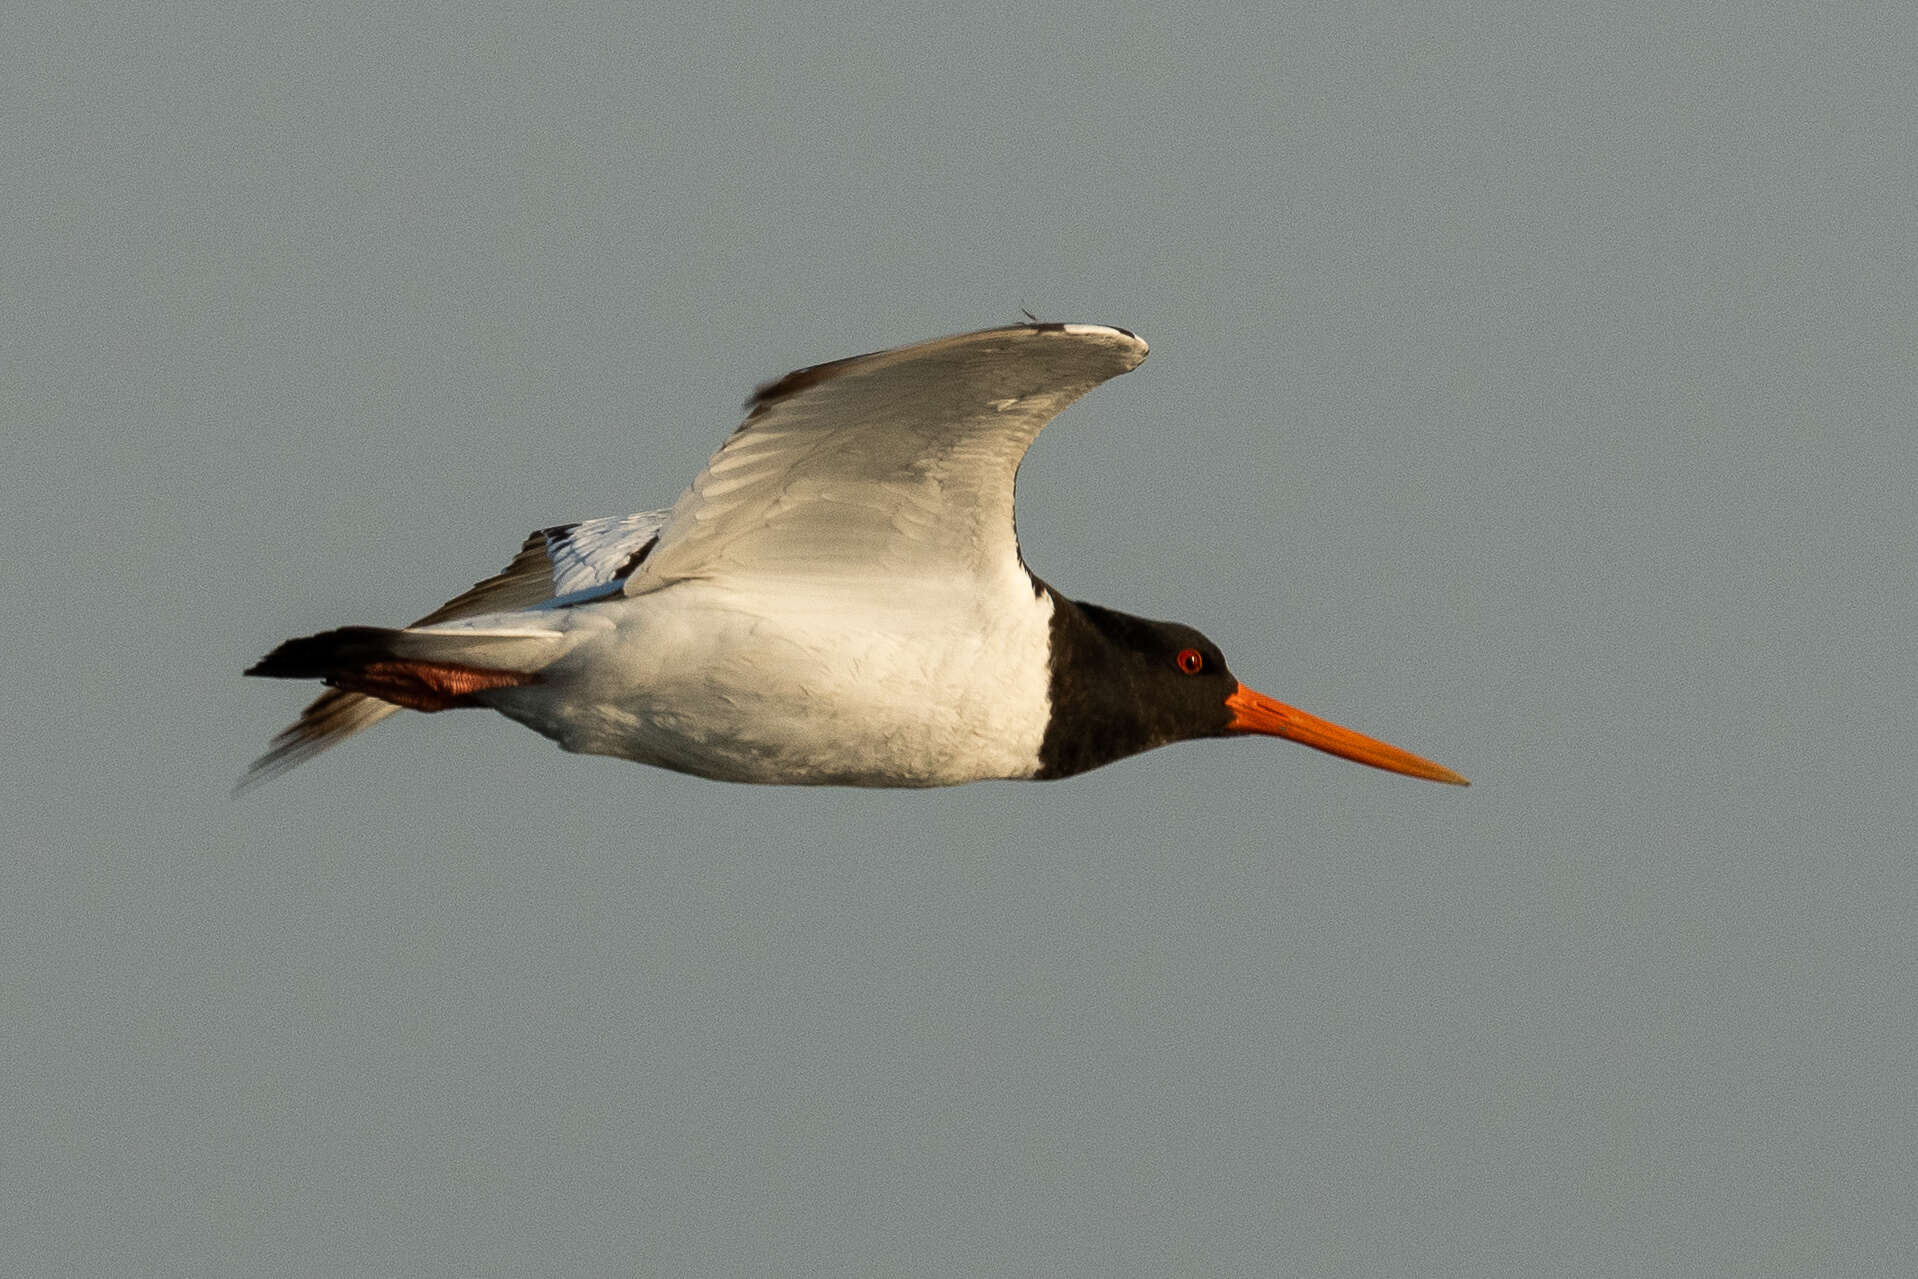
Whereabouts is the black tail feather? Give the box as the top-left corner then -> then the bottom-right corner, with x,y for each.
245,626 -> 405,680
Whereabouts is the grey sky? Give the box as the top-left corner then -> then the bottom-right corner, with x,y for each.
9,3 -> 1915,1275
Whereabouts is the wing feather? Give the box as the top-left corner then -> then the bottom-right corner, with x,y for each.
626,324 -> 1148,596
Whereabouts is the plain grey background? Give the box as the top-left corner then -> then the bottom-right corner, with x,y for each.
9,2 -> 1915,1275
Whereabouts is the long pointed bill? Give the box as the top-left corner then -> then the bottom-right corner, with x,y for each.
1224,683 -> 1469,785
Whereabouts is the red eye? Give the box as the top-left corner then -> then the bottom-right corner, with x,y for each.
1176,648 -> 1204,675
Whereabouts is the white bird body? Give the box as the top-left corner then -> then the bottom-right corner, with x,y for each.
454,571 -> 1056,786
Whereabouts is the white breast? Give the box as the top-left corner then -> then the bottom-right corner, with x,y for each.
498,571 -> 1058,786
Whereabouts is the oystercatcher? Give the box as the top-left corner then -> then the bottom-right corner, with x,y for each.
244,324 -> 1466,790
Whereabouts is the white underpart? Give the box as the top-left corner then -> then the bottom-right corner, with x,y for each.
488,567 -> 1057,786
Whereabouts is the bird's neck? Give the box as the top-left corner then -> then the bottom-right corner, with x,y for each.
1033,591 -> 1174,780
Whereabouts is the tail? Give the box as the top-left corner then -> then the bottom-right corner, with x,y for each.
238,623 -> 558,793
241,516 -> 665,791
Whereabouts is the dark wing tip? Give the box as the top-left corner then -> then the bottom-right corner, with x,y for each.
742,352 -> 866,418
234,688 -> 402,796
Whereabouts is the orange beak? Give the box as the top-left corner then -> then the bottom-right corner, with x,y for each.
1225,683 -> 1468,785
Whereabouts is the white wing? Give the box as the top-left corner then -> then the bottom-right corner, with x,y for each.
626,323 -> 1148,596
239,510 -> 667,789
542,511 -> 671,599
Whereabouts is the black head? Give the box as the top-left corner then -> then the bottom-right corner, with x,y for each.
1036,598 -> 1241,779
1035,592 -> 1469,784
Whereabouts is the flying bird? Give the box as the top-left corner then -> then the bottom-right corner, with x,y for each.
243,324 -> 1466,790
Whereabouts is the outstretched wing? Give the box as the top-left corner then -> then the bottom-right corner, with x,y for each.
239,511 -> 667,790
626,324 -> 1148,597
